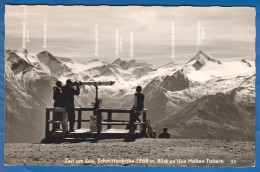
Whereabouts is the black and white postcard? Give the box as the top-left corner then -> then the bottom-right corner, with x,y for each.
4,5 -> 256,167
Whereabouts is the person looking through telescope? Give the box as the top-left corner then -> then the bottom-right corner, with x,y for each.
62,79 -> 81,132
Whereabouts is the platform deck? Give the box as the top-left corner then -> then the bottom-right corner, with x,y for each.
44,107 -> 147,142
52,128 -> 140,134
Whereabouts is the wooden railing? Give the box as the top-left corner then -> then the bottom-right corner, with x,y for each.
45,107 -> 147,139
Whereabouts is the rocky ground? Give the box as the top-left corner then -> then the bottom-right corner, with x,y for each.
4,138 -> 255,167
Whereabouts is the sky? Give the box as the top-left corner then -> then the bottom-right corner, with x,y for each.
5,5 -> 256,65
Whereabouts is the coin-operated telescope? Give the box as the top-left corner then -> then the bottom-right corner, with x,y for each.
73,81 -> 115,109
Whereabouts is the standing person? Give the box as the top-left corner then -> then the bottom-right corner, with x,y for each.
62,79 -> 80,132
126,86 -> 145,131
133,86 -> 145,122
53,80 -> 63,131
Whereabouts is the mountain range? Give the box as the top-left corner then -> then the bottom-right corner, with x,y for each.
4,49 -> 255,142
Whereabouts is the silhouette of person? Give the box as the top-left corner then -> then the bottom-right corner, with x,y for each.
159,128 -> 171,138
52,80 -> 63,131
62,79 -> 80,132
126,86 -> 145,130
133,86 -> 145,122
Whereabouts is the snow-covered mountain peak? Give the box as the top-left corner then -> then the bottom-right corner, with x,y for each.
111,58 -> 149,70
5,49 -> 32,65
187,51 -> 222,70
179,51 -> 255,82
35,51 -> 71,77
112,58 -> 124,65
188,50 -> 220,63
112,58 -> 131,69
37,51 -> 59,62
15,48 -> 29,56
5,50 -> 34,75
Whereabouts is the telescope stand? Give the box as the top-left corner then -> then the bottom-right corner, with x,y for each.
93,85 -> 102,141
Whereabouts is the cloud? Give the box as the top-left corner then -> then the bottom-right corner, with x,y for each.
5,5 -> 255,64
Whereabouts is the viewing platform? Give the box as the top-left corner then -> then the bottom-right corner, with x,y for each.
42,107 -> 154,142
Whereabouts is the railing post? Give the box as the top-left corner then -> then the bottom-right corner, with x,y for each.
62,108 -> 68,133
142,111 -> 147,136
93,109 -> 102,141
45,109 -> 50,139
107,111 -> 112,129
129,110 -> 135,134
97,110 -> 102,134
78,110 -> 82,129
